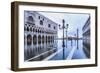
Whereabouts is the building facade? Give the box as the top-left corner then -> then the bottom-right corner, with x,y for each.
82,16 -> 90,58
24,11 -> 58,61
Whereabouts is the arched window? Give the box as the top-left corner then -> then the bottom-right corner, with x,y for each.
27,34 -> 32,45
48,24 -> 51,28
27,16 -> 35,25
54,26 -> 56,29
38,35 -> 41,44
40,20 -> 43,25
28,16 -> 34,22
33,35 -> 37,45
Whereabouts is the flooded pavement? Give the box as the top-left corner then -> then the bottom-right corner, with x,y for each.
49,40 -> 73,60
49,40 -> 87,60
25,39 -> 88,62
72,40 -> 88,59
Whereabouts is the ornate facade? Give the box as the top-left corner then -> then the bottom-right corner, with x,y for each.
82,16 -> 90,58
24,11 -> 58,61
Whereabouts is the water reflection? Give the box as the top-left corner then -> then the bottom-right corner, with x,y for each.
24,39 -> 58,61
24,38 -> 90,61
50,39 -> 90,60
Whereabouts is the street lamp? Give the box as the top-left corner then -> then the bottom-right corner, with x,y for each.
77,28 -> 79,49
59,19 -> 69,48
59,19 -> 69,60
66,24 -> 69,48
74,34 -> 76,45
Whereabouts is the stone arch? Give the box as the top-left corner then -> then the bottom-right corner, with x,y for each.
33,35 -> 37,45
33,28 -> 34,32
36,29 -> 37,33
50,36 -> 52,43
24,26 -> 27,31
27,27 -> 29,31
38,35 -> 41,44
48,36 -> 50,43
30,27 -> 32,32
42,36 -> 44,44
38,29 -> 40,33
27,34 -> 32,45
40,30 -> 41,33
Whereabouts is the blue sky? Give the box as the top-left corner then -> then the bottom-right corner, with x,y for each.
38,11 -> 90,38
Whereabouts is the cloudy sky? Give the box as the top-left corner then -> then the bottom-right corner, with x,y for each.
38,11 -> 90,38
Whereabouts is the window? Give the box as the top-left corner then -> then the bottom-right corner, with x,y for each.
40,20 -> 43,25
54,26 -> 56,29
27,16 -> 35,25
28,16 -> 33,22
38,16 -> 40,19
48,24 -> 51,28
43,18 -> 44,21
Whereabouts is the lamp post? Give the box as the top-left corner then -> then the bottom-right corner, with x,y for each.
77,29 -> 79,49
74,34 -> 76,45
59,19 -> 69,47
66,24 -> 69,48
59,19 -> 69,59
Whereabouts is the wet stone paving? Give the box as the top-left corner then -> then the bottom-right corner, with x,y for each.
25,39 -> 88,62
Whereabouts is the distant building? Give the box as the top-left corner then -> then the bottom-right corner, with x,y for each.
82,16 -> 90,58
24,11 -> 58,61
